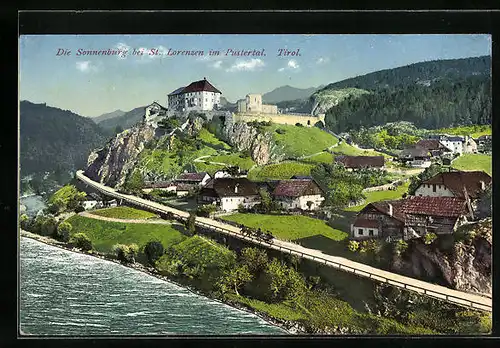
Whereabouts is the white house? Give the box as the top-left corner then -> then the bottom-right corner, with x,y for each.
144,101 -> 167,127
272,179 -> 324,210
167,78 -> 222,112
198,178 -> 261,212
429,135 -> 477,155
414,170 -> 492,201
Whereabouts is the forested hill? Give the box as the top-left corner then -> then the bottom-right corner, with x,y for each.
97,105 -> 147,133
20,101 -> 108,177
320,56 -> 491,132
320,56 -> 491,92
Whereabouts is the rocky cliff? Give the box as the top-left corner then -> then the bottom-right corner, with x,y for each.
310,88 -> 370,116
84,122 -> 156,188
222,115 -> 284,165
391,218 -> 492,296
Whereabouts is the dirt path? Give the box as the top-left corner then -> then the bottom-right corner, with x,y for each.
79,211 -> 174,225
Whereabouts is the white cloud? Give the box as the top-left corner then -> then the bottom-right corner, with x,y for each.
226,58 -> 265,72
76,61 -> 98,73
210,60 -> 223,69
316,57 -> 330,65
115,42 -> 131,60
278,59 -> 300,72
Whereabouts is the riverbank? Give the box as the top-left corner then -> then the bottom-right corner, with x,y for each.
20,230 -> 301,335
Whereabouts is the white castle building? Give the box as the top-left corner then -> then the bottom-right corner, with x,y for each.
167,77 -> 222,112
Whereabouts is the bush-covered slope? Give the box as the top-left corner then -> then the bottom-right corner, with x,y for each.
20,101 -> 108,178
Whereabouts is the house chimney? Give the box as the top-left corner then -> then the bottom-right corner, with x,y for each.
480,180 -> 485,190
204,77 -> 207,80
388,203 -> 393,217
234,183 -> 239,194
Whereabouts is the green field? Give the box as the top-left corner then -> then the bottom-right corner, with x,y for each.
91,206 -> 157,219
344,182 -> 410,212
222,213 -> 348,242
332,142 -> 390,158
66,215 -> 186,253
208,154 -> 256,170
452,154 -> 492,175
193,161 -> 226,175
434,125 -> 491,139
301,152 -> 334,164
197,128 -> 231,150
263,124 -> 338,157
247,161 -> 315,181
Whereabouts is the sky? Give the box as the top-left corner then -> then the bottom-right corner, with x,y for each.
19,34 -> 491,117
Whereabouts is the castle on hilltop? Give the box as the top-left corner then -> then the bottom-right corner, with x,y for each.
234,93 -> 325,127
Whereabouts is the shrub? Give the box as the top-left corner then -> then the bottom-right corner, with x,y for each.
423,232 -> 437,245
196,204 -> 217,217
113,243 -> 138,263
394,239 -> 408,256
144,240 -> 165,265
20,214 -> 30,230
295,123 -> 303,127
56,221 -> 72,242
348,240 -> 360,252
70,233 -> 93,251
74,205 -> 85,213
275,128 -> 286,135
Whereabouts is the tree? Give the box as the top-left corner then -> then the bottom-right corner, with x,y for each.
240,247 -> 268,274
185,211 -> 197,236
70,233 -> 92,251
219,265 -> 253,296
38,214 -> 57,237
113,243 -> 138,263
124,170 -> 145,194
196,204 -> 217,217
56,221 -> 72,242
144,240 -> 165,265
264,258 -> 307,303
48,185 -> 86,213
20,214 -> 30,230
258,188 -> 273,213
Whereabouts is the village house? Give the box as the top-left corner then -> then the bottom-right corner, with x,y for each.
198,178 -> 261,212
167,78 -> 222,112
144,101 -> 168,127
415,139 -> 451,158
142,181 -> 176,194
334,155 -> 385,171
428,134 -> 477,155
414,170 -> 491,202
398,146 -> 432,168
351,196 -> 470,242
272,179 -> 325,211
176,172 -> 211,187
476,135 -> 492,153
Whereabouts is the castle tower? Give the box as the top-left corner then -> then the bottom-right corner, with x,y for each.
245,94 -> 262,113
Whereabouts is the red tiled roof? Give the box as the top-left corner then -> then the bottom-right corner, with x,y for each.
399,146 -> 431,159
369,196 -> 467,220
335,155 -> 385,169
352,218 -> 379,228
177,172 -> 209,182
273,179 -> 321,197
181,79 -> 222,94
144,181 -> 174,189
416,139 -> 449,151
201,178 -> 259,197
422,171 -> 492,199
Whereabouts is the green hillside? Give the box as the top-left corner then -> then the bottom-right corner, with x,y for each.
264,124 -> 339,157
452,154 -> 492,175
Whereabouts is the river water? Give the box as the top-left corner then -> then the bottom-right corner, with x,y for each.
19,237 -> 286,336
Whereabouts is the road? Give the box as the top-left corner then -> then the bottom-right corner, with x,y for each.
76,170 -> 492,312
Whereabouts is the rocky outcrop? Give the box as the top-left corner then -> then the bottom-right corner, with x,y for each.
222,115 -> 284,165
310,88 -> 370,116
391,218 -> 492,296
84,122 -> 156,188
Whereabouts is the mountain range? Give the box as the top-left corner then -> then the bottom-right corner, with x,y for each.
92,109 -> 126,124
262,85 -> 324,103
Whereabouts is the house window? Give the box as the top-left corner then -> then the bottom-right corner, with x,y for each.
433,185 -> 436,192
369,229 -> 374,236
358,229 -> 364,235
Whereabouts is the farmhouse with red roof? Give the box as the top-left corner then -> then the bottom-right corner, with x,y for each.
272,179 -> 324,210
351,196 -> 471,241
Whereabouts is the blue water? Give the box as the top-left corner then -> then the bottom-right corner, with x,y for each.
19,237 -> 286,336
